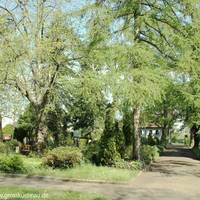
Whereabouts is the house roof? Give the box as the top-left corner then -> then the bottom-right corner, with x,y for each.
141,123 -> 163,129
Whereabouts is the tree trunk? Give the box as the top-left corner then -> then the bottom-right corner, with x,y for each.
193,133 -> 199,148
161,126 -> 167,144
191,124 -> 200,149
132,107 -> 141,160
36,110 -> 48,153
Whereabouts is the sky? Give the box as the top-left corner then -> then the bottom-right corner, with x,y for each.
2,117 -> 13,128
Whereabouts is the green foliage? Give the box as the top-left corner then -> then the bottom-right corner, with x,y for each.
83,142 -> 100,164
0,142 -> 6,153
0,154 -> 25,173
113,159 -> 142,171
43,146 -> 83,169
2,124 -> 14,135
157,145 -> 165,154
99,104 -> 120,166
140,145 -> 160,165
147,134 -> 156,146
171,134 -> 178,143
14,104 -> 37,143
115,122 -> 125,158
192,147 -> 200,159
122,108 -> 133,146
99,136 -> 120,166
4,139 -> 19,152
0,140 -> 19,154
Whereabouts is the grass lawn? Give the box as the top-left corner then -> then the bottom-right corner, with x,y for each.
20,156 -> 139,182
27,164 -> 138,182
0,186 -> 108,200
0,154 -> 140,182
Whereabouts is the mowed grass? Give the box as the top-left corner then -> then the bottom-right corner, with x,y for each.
21,157 -> 139,182
0,187 -> 109,200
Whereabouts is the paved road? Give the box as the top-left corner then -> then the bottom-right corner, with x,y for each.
1,145 -> 200,200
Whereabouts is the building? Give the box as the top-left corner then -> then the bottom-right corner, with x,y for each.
141,124 -> 163,140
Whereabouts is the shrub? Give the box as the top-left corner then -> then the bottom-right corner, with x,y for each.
83,142 -> 100,164
0,141 -> 19,154
99,136 -> 120,166
115,122 -> 125,159
0,142 -> 7,153
0,155 -> 25,173
171,133 -> 178,143
113,159 -> 142,171
99,104 -> 121,166
5,140 -> 19,152
140,145 -> 159,165
43,146 -> 82,168
157,145 -> 165,153
124,145 -> 133,160
2,124 -> 14,135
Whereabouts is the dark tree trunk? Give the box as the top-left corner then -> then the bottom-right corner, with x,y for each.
132,107 -> 141,160
161,126 -> 168,144
193,133 -> 199,148
191,124 -> 200,149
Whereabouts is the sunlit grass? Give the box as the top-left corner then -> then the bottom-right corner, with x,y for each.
0,155 -> 139,182
0,186 -> 109,200
27,163 -> 139,182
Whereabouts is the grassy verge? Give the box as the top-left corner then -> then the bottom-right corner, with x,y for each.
26,164 -> 139,182
0,155 -> 139,182
0,186 -> 109,200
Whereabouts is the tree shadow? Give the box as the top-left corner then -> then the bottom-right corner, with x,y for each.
149,146 -> 200,177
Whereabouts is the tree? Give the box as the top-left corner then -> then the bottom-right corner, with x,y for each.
0,1 -> 83,152
84,0 -> 187,160
145,81 -> 184,144
176,1 -> 200,148
99,103 -> 120,166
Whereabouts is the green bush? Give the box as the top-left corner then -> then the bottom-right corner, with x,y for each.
113,159 -> 142,170
98,104 -> 121,166
141,145 -> 160,165
2,124 -> 14,135
171,134 -> 178,143
115,122 -> 125,159
0,155 -> 25,173
0,142 -> 7,153
157,144 -> 165,153
99,136 -> 120,166
124,145 -> 133,160
43,146 -> 83,168
83,142 -> 100,164
5,140 -> 19,152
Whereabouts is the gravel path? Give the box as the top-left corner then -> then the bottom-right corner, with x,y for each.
1,145 -> 200,200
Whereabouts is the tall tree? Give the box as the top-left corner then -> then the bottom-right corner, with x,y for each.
0,0 -> 82,152
177,1 -> 200,148
84,0 -> 184,159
